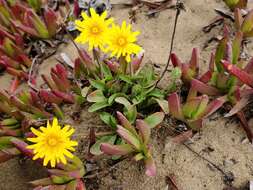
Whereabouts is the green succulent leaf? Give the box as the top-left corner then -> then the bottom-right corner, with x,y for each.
241,10 -> 253,37
87,90 -> 107,103
101,63 -> 113,80
81,87 -> 90,97
144,112 -> 165,128
153,98 -> 169,114
182,98 -> 202,119
215,37 -> 228,72
89,79 -> 106,90
108,93 -> 127,105
100,112 -> 117,129
115,97 -> 137,123
118,74 -> 133,84
88,101 -> 109,112
90,135 -> 117,156
115,97 -> 131,108
232,32 -> 243,65
0,137 -> 13,150
147,88 -> 164,98
125,105 -> 137,124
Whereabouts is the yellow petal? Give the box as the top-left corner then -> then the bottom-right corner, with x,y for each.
52,118 -> 58,127
31,128 -> 42,137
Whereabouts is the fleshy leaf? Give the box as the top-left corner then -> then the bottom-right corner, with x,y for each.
222,60 -> 253,88
168,93 -> 184,120
241,9 -> 253,37
100,112 -> 117,129
87,90 -> 107,103
144,112 -> 165,128
100,143 -> 134,155
145,156 -> 156,177
116,111 -> 138,137
189,48 -> 199,71
88,101 -> 109,112
191,79 -> 220,96
117,125 -> 141,150
154,99 -> 169,114
136,119 -> 151,144
90,135 -> 117,156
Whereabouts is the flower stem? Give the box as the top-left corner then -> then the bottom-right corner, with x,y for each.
92,48 -> 103,78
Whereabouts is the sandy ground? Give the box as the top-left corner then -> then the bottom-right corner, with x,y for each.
1,0 -> 253,189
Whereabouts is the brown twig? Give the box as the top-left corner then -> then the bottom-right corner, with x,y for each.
236,111 -> 253,143
28,55 -> 39,92
183,143 -> 228,176
155,0 -> 185,87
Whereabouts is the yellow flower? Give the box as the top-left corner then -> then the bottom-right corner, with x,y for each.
75,8 -> 113,51
27,118 -> 78,168
106,21 -> 142,62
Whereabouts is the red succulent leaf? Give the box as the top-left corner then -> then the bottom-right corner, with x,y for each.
222,60 -> 253,88
191,79 -> 221,96
11,138 -> 34,158
145,156 -> 156,177
0,26 -> 15,40
52,90 -> 74,104
2,56 -> 20,69
189,48 -> 199,71
51,72 -> 68,92
116,111 -> 138,137
234,8 -> 243,30
168,92 -> 184,120
104,59 -> 120,73
41,74 -> 57,90
44,8 -> 57,37
9,77 -> 20,93
132,51 -> 144,72
100,143 -> 134,155
11,20 -> 38,37
39,89 -> 63,104
117,125 -> 141,150
203,96 -> 227,118
136,119 -> 151,144
78,48 -> 95,71
199,71 -> 212,83
171,53 -> 182,67
73,0 -> 80,18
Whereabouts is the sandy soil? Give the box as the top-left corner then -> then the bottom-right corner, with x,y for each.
1,0 -> 253,189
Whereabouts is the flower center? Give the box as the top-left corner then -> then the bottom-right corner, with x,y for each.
47,138 -> 58,146
91,26 -> 100,35
117,37 -> 127,46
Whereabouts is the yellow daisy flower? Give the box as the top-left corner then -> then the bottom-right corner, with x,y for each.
106,21 -> 142,62
75,8 -> 114,51
27,118 -> 78,168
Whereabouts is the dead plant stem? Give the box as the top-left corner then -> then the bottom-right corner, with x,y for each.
156,0 -> 184,86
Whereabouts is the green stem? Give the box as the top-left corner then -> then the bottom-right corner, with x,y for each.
119,56 -> 128,74
92,48 -> 103,78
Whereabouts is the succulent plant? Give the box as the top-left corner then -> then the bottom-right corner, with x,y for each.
100,111 -> 164,177
234,8 -> 253,38
168,89 -> 226,130
223,0 -> 247,10
12,138 -> 86,190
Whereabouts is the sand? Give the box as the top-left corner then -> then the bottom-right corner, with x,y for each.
1,0 -> 253,189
